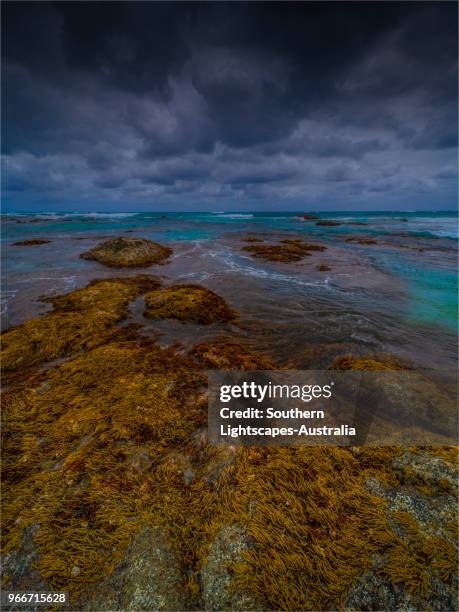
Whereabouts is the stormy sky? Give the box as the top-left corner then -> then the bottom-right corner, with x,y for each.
2,1 -> 458,212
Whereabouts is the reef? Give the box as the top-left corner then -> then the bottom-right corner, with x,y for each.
13,239 -> 51,246
241,237 -> 264,243
242,239 -> 327,263
144,284 -> 236,325
317,264 -> 331,272
315,220 -> 341,227
1,275 -> 161,373
80,237 -> 172,268
302,214 -> 319,220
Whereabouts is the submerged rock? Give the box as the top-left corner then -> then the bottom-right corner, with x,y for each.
345,237 -> 378,245
242,236 -> 264,243
302,214 -> 319,220
330,354 -> 456,437
80,237 -> 172,268
330,354 -> 409,371
13,239 -> 51,246
315,220 -> 341,226
144,284 -> 236,324
192,338 -> 275,369
317,264 -> 331,271
242,239 -> 326,263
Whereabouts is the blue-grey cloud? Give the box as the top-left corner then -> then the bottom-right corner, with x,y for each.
1,1 -> 457,211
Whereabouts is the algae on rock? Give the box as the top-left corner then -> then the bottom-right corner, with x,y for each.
80,237 -> 172,268
144,284 -> 236,325
242,239 -> 326,263
1,275 -> 161,372
192,338 -> 275,370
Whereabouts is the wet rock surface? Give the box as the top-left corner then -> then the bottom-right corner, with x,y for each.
201,525 -> 261,611
348,449 -> 458,611
80,526 -> 186,611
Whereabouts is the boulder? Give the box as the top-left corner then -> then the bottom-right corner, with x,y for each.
80,237 -> 172,268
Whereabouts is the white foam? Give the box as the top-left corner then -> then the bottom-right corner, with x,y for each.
215,213 -> 254,219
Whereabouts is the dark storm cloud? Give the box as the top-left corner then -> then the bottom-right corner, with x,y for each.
1,1 -> 457,210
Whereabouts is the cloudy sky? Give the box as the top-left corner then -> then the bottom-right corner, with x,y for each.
2,1 -> 458,212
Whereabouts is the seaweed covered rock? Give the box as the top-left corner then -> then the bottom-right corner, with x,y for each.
346,449 -> 458,611
80,237 -> 172,268
330,354 -> 409,371
302,214 -> 319,220
13,239 -> 51,246
241,236 -> 264,243
2,339 -> 206,601
1,275 -> 161,372
2,276 -> 457,611
345,237 -> 378,245
3,340 -> 458,609
144,284 -> 236,325
192,338 -> 275,369
242,239 -> 326,263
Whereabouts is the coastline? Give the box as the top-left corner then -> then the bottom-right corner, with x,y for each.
1,212 -> 458,609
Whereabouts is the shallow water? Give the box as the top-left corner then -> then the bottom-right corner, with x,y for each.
2,211 -> 457,374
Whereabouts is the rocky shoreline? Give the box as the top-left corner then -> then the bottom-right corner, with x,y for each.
1,237 -> 457,610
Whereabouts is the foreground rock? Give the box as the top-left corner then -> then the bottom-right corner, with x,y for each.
144,284 -> 236,324
201,525 -> 261,610
346,449 -> 458,611
80,526 -> 186,611
2,272 -> 457,612
80,237 -> 172,268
